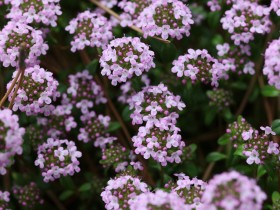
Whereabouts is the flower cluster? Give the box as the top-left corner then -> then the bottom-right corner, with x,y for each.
7,65 -> 59,116
207,0 -> 221,11
0,21 -> 48,68
165,173 -> 206,209
35,138 -> 82,182
100,37 -> 155,86
0,0 -> 9,6
207,88 -> 233,110
221,1 -> 271,45
129,189 -> 187,210
201,171 -> 266,210
101,175 -> 149,210
100,0 -> 117,8
129,84 -> 185,128
271,0 -> 280,16
172,49 -> 224,87
66,11 -> 113,52
66,70 -> 107,114
78,111 -> 110,143
132,124 -> 185,166
263,38 -> 280,90
7,0 -> 62,26
118,0 -> 152,26
216,43 -> 255,75
0,191 -> 10,209
137,0 -> 193,40
25,124 -> 48,150
0,109 -> 25,175
13,182 -> 44,208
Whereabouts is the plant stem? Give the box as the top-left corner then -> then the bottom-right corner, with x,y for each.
89,0 -> 171,44
8,69 -> 25,109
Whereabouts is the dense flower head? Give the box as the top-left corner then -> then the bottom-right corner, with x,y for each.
165,174 -> 206,209
66,11 -> 113,52
25,124 -> 48,150
7,0 -> 62,26
118,0 -> 152,26
221,1 -> 271,45
271,0 -> 280,16
207,88 -> 233,110
101,175 -> 149,210
0,191 -> 10,209
129,84 -> 185,128
129,189 -> 187,210
0,21 -> 48,68
66,70 -> 107,114
0,109 -> 25,175
37,104 -> 77,138
132,124 -> 185,166
207,0 -> 221,11
78,111 -> 110,143
201,171 -> 266,210
137,0 -> 193,40
13,182 -> 44,208
172,49 -> 224,87
263,38 -> 280,89
35,138 -> 82,182
7,65 -> 59,116
216,43 -> 255,75
226,116 -> 253,145
100,0 -> 117,8
100,37 -> 155,86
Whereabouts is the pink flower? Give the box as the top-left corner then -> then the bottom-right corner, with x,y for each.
260,126 -> 276,135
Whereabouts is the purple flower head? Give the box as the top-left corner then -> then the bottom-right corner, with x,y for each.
137,0 -> 194,40
0,21 -> 48,68
271,0 -> 280,16
207,88 -> 233,110
66,11 -> 113,52
100,37 -> 155,86
0,191 -> 10,209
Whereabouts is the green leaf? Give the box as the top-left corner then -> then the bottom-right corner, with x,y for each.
122,106 -> 133,122
272,191 -> 280,203
106,122 -> 121,132
79,183 -> 92,192
86,59 -> 99,75
257,165 -> 267,179
233,145 -> 245,157
218,134 -> 230,145
261,85 -> 280,97
272,119 -> 280,135
59,190 -> 74,200
160,43 -> 177,63
189,144 -> 197,153
206,152 -> 227,162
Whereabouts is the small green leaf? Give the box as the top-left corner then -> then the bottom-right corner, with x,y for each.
257,165 -> 267,179
122,106 -> 133,122
218,134 -> 230,145
86,59 -> 99,75
106,122 -> 121,132
59,190 -> 74,200
261,85 -> 280,97
206,152 -> 227,162
272,119 -> 280,135
79,183 -> 92,192
272,191 -> 280,203
233,145 -> 245,157
189,144 -> 197,153
160,43 -> 177,63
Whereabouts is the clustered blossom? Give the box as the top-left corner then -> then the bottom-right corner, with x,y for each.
118,0 -> 152,26
0,191 -> 10,209
7,0 -> 62,26
129,189 -> 187,210
66,11 -> 113,52
100,0 -> 117,8
207,0 -> 221,11
207,88 -> 233,110
271,0 -> 280,16
25,124 -> 47,150
7,65 -> 59,116
0,109 -> 25,175
13,182 -> 44,208
165,173 -> 206,209
137,0 -> 194,40
101,175 -> 149,210
221,1 -> 271,45
35,138 -> 82,182
100,37 -> 155,86
132,125 -> 185,166
0,21 -> 48,67
66,70 -> 107,114
216,43 -> 255,75
37,104 -> 77,138
201,171 -> 266,210
78,111 -> 110,143
129,84 -> 185,127
263,38 -> 280,89
171,49 -> 224,87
